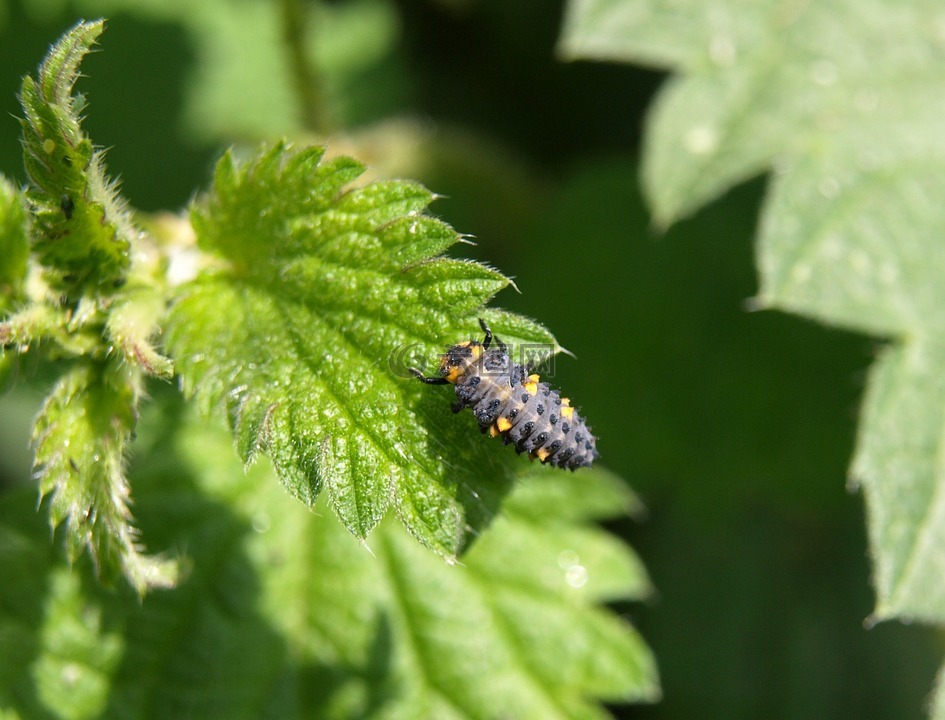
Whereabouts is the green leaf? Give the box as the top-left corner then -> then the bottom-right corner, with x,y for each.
0,176 -> 29,314
559,0 -> 945,227
758,159 -> 945,336
849,339 -> 945,623
32,567 -> 125,718
560,0 -> 945,618
758,152 -> 945,627
167,143 -> 562,558
258,464 -> 659,718
18,19 -> 135,298
562,0 -> 945,705
31,363 -> 178,594
932,667 -> 945,720
0,487 -> 60,719
564,0 -> 945,623
0,404 -> 657,718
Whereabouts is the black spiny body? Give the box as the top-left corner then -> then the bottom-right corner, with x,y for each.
411,319 -> 599,470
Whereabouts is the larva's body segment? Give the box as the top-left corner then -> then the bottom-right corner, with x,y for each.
412,320 -> 599,470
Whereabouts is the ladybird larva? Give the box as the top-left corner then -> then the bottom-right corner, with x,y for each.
411,319 -> 599,470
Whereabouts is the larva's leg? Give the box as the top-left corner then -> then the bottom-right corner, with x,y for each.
409,367 -> 449,385
478,317 -> 507,354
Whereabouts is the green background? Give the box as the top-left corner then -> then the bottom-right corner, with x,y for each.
1,0 -> 942,717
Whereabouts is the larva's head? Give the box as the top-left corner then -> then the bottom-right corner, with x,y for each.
438,340 -> 484,384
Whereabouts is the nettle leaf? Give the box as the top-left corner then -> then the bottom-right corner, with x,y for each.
167,143 -> 560,557
560,0 -> 945,226
14,20 -> 171,377
18,19 -> 135,298
763,145 -> 945,629
0,405 -> 657,719
270,471 -> 659,719
563,1 -> 945,713
238,424 -> 659,717
31,363 -> 178,593
561,1 -> 945,623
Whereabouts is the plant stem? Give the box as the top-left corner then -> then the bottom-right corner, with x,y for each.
280,0 -> 331,134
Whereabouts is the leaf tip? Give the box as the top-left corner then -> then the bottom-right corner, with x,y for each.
359,537 -> 377,558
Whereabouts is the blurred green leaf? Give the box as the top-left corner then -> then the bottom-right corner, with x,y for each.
0,401 -> 658,718
560,1 -> 945,228
0,486 -> 59,718
761,148 -> 945,628
0,176 -> 29,314
31,568 -> 124,718
0,174 -> 27,387
0,434 -> 289,720
563,1 -> 945,713
562,0 -> 945,625
257,465 -> 659,718
932,669 -> 945,720
167,142 -> 561,558
850,339 -> 945,622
